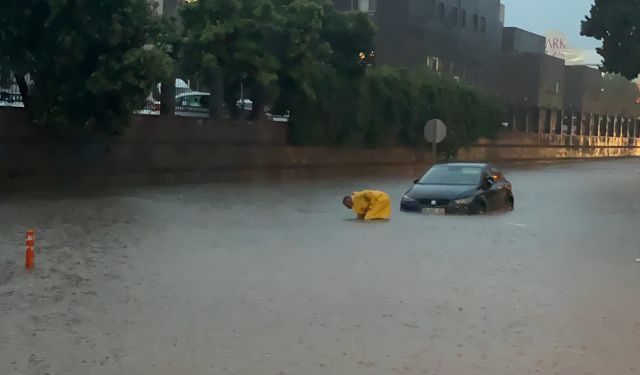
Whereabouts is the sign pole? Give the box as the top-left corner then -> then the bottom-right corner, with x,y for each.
432,124 -> 437,163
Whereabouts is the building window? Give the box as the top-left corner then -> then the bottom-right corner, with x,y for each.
480,16 -> 486,33
426,56 -> 440,72
452,7 -> 458,26
438,2 -> 445,19
461,10 -> 467,28
351,0 -> 376,13
473,14 -> 479,31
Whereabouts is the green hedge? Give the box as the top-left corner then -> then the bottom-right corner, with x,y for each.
288,65 -> 506,153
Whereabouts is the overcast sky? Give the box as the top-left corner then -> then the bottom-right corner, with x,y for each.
501,0 -> 598,50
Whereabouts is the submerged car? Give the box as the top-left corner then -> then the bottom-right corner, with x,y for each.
400,163 -> 514,215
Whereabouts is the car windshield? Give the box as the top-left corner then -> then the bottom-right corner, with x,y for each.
418,165 -> 482,185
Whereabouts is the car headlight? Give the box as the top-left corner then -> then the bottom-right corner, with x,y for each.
402,195 -> 417,203
454,196 -> 474,205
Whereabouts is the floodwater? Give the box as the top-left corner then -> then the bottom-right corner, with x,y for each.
1,159 -> 640,374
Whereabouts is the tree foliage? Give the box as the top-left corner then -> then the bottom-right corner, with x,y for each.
267,1 -> 375,142
598,73 -> 640,116
0,0 -> 172,134
179,0 -> 281,117
178,0 -> 374,119
290,65 -> 504,151
581,0 -> 640,79
0,0 -> 50,74
177,0 -> 502,149
1,0 -> 504,147
0,0 -> 51,108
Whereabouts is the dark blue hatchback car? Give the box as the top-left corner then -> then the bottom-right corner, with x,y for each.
400,163 -> 514,215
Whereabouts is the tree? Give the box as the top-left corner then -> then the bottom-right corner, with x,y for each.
0,0 -> 172,134
268,0 -> 331,114
179,0 -> 281,119
175,0 -> 501,148
354,66 -> 503,150
581,0 -> 640,79
0,0 -> 51,111
320,4 -> 375,77
178,0 -> 374,124
598,73 -> 640,117
268,0 -> 375,144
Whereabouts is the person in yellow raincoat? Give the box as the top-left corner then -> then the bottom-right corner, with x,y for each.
342,190 -> 392,220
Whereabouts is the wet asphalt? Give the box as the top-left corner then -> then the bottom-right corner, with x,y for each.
1,159 -> 640,375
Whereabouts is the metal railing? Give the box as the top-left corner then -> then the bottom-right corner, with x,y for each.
2,75 -> 290,122
0,78 -> 24,108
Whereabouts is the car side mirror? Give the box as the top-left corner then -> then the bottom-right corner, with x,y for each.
414,179 -> 420,184
481,177 -> 494,190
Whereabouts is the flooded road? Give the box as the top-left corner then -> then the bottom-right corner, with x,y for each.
2,159 -> 640,374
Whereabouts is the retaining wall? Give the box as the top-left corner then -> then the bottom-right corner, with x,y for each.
1,108 -> 639,188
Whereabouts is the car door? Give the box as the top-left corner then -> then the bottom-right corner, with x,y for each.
486,167 -> 509,210
482,167 -> 507,209
479,168 -> 496,208
488,166 -> 509,208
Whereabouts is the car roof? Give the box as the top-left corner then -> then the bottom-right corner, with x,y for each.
176,91 -> 210,98
433,162 -> 489,168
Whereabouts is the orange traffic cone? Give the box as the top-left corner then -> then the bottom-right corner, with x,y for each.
25,230 -> 35,270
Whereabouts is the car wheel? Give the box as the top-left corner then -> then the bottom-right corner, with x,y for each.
506,196 -> 515,211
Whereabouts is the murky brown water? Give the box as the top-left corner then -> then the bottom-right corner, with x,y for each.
2,159 -> 640,374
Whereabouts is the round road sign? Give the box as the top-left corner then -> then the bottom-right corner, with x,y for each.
424,119 -> 447,144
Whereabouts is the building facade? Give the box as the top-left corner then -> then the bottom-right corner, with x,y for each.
334,0 -> 504,88
495,27 -> 640,138
159,0 -> 640,139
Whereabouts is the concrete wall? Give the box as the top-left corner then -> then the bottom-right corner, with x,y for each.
2,108 -> 640,188
461,132 -> 640,161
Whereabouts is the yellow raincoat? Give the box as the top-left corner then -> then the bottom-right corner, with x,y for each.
351,190 -> 391,220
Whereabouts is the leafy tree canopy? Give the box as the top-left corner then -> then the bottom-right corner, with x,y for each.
0,0 -> 50,74
0,0 -> 172,134
179,0 -> 282,116
177,0 -> 500,148
582,0 -> 640,79
178,0 -> 375,119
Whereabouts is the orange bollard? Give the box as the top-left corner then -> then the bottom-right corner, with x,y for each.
25,230 -> 35,270
25,246 -> 35,270
26,229 -> 35,247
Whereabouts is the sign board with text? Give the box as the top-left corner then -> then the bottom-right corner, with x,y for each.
545,30 -> 586,65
